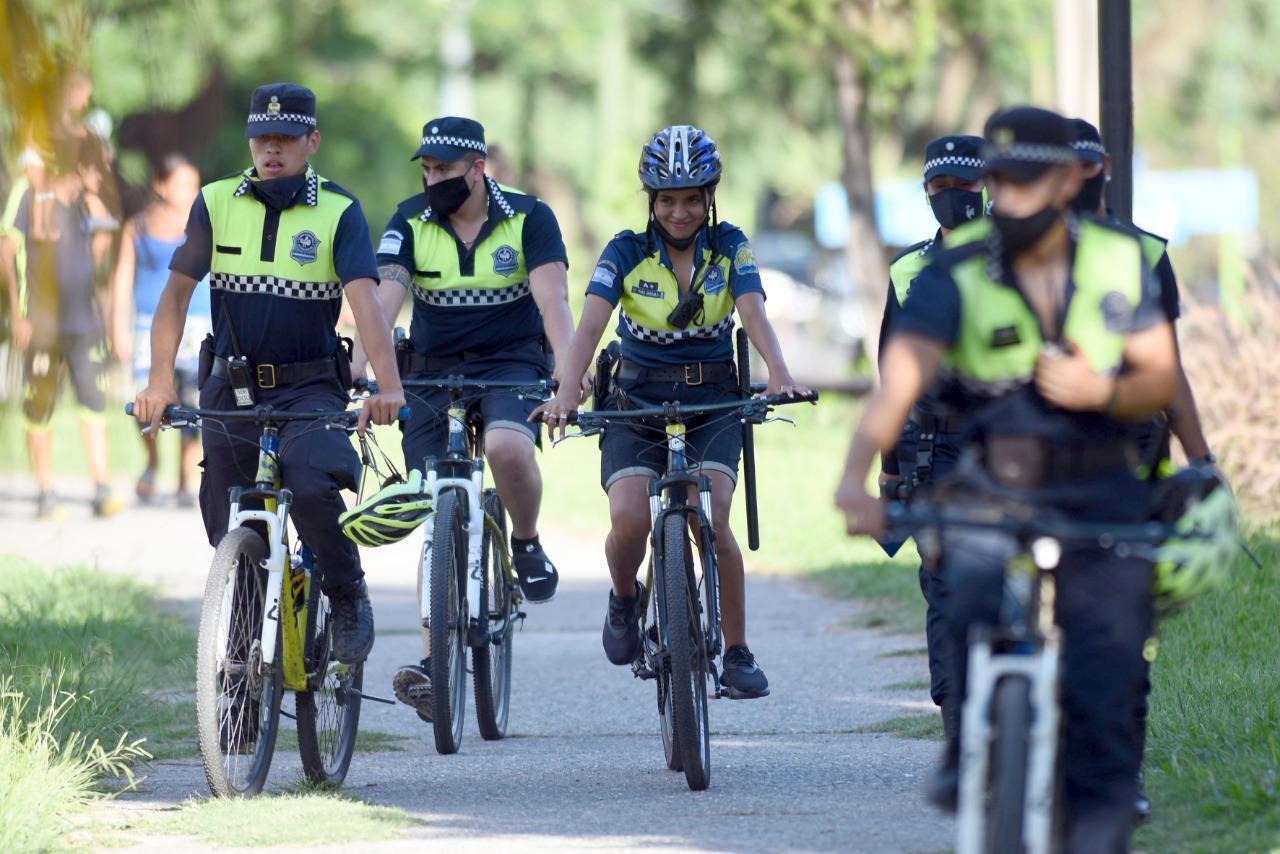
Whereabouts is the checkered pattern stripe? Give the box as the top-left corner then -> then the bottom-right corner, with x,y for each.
412,280 -> 531,307
420,134 -> 486,154
247,112 -> 316,127
621,312 -> 735,344
420,175 -> 515,222
211,273 -> 341,300
983,143 -> 1077,165
924,155 -> 985,173
938,363 -> 1032,398
234,169 -> 319,206
1072,140 -> 1107,155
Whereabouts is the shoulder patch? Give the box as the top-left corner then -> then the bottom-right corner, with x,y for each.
396,192 -> 430,220
319,179 -> 358,202
732,242 -> 758,276
378,229 -> 405,256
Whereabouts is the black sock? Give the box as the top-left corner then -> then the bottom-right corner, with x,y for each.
511,534 -> 540,552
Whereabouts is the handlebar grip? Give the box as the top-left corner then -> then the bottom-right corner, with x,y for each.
124,403 -> 134,416
397,406 -> 412,422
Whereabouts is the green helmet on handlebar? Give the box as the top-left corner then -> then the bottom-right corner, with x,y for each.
340,469 -> 432,548
1150,467 -> 1239,611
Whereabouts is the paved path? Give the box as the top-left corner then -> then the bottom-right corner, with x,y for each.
1,475 -> 952,853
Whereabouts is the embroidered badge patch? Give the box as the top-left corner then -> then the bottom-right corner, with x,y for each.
633,280 -> 665,299
291,230 -> 320,266
733,243 -> 758,275
1101,291 -> 1133,332
702,264 -> 727,295
590,264 -> 617,289
378,230 -> 404,256
492,244 -> 520,277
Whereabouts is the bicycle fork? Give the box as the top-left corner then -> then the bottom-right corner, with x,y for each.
223,488 -> 292,673
956,635 -> 1062,854
419,469 -> 486,642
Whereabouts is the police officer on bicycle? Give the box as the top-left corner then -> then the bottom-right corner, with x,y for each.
533,125 -> 808,698
836,107 -> 1178,851
879,133 -> 987,743
134,83 -> 406,664
351,116 -> 581,716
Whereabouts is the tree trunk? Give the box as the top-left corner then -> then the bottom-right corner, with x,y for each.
833,49 -> 884,360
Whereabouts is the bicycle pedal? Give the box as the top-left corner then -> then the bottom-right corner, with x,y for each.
631,658 -> 657,680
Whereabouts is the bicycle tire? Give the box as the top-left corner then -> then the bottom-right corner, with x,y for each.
296,579 -> 364,785
195,527 -> 283,797
429,489 -> 468,754
988,676 -> 1032,854
655,571 -> 682,773
473,491 -> 514,741
663,512 -> 711,790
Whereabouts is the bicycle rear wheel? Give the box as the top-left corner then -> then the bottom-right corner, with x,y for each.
195,527 -> 283,797
296,580 -> 364,785
473,491 -> 514,740
663,511 -> 712,791
988,676 -> 1031,854
429,489 -> 468,754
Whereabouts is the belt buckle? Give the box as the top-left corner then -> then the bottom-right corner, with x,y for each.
684,363 -> 704,386
256,363 -> 277,389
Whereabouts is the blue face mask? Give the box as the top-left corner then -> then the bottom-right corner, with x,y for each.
928,187 -> 984,229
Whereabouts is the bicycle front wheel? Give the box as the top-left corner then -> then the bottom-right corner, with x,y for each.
473,491 -> 514,740
988,676 -> 1032,854
195,527 -> 284,797
663,512 -> 712,791
296,582 -> 364,785
429,489 -> 468,754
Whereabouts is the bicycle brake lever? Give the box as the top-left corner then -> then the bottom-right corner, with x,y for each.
762,415 -> 796,426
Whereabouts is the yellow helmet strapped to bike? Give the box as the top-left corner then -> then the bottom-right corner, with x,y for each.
1150,467 -> 1240,611
340,469 -> 432,548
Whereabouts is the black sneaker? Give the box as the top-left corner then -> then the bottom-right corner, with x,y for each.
511,537 -> 559,603
329,579 -> 374,664
91,483 -> 125,518
602,581 -> 646,665
392,659 -> 432,722
926,739 -> 960,813
720,644 -> 770,699
1134,771 -> 1152,825
36,491 -> 66,521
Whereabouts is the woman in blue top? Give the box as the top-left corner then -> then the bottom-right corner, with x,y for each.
110,155 -> 212,505
534,126 -> 807,697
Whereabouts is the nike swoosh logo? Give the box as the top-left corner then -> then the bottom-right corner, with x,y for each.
526,576 -> 548,583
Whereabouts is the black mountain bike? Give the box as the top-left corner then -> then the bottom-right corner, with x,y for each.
565,390 -> 818,791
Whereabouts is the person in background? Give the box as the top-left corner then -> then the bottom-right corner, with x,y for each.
110,155 -> 211,506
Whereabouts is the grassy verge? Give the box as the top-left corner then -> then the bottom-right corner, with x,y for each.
856,714 -> 945,741
0,558 -> 194,853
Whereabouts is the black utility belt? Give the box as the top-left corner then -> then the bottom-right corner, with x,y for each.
616,359 -> 735,387
402,350 -> 499,374
982,435 -> 1138,489
211,355 -> 338,390
910,406 -> 963,434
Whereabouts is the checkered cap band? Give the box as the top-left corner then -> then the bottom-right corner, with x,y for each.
984,143 -> 1077,165
924,155 -> 985,173
1072,140 -> 1107,155
411,280 -> 531,307
247,113 -> 316,127
621,312 -> 735,344
211,273 -> 341,301
420,134 -> 486,154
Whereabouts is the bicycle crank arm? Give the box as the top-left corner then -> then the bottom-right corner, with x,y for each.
348,690 -> 396,706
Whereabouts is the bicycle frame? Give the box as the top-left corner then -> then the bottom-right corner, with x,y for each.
956,536 -> 1063,854
222,426 -> 315,693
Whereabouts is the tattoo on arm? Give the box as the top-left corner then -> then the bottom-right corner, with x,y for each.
378,263 -> 411,289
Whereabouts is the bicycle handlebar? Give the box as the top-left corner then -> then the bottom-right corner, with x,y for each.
885,501 -> 1180,545
400,376 -> 558,393
568,390 -> 819,426
125,403 -> 412,426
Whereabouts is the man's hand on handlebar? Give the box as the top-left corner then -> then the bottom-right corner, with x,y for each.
530,387 -> 579,442
134,382 -> 180,434
359,383 -> 407,433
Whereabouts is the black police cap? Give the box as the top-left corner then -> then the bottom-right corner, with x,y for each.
245,83 -> 317,139
411,116 -> 487,162
923,135 -> 985,182
1070,118 -> 1107,164
982,106 -> 1077,181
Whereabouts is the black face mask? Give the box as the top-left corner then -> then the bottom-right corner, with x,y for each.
424,170 -> 475,217
929,188 -> 984,229
992,206 -> 1061,256
251,172 -> 307,211
652,220 -> 700,251
1070,170 -> 1107,215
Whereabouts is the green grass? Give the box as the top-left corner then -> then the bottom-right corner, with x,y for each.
882,679 -> 931,692
0,560 -> 195,853
856,713 -> 945,741
1134,528 -> 1280,853
274,727 -> 411,754
145,792 -> 420,846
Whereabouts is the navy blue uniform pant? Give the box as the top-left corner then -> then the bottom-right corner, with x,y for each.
198,374 -> 363,595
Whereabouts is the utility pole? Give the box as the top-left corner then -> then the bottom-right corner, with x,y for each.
1097,0 -> 1133,221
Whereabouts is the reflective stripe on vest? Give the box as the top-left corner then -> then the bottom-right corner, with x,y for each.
203,167 -> 347,300
407,177 -> 531,306
943,219 -> 1145,395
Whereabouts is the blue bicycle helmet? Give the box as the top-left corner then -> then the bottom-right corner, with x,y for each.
638,125 -> 722,191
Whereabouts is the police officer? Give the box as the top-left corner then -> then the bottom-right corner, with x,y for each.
134,83 -> 405,664
879,134 -> 986,743
1070,116 -> 1218,823
355,116 -> 579,717
836,107 -> 1178,851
